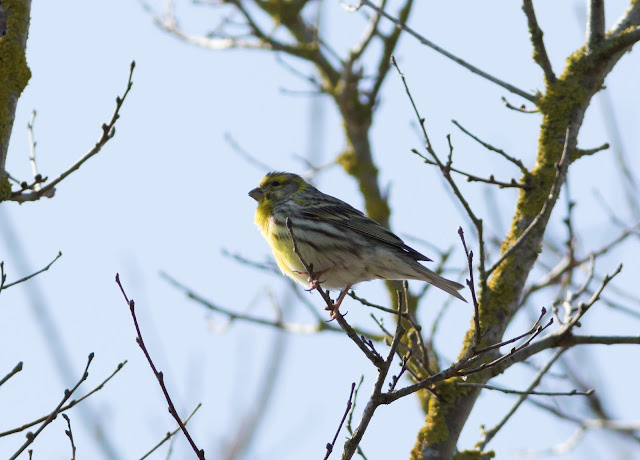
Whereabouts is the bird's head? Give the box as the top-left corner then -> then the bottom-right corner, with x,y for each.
249,172 -> 308,207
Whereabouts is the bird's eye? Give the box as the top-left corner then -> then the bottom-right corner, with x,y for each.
271,181 -> 281,187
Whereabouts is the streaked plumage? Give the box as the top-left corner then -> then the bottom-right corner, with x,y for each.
249,172 -> 466,313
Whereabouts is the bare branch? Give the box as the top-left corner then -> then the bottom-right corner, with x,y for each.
501,96 -> 539,113
349,0 -> 387,61
415,149 -> 531,190
345,376 -> 369,460
139,403 -> 202,460
474,307 -> 548,354
224,132 -> 273,172
608,2 -> 640,36
285,217 -> 387,367
481,265 -> 625,375
587,0 -> 605,51
115,273 -> 205,459
140,0 -> 265,51
9,353 -> 94,460
324,383 -> 356,460
522,0 -> 556,83
457,317 -> 554,377
358,0 -> 537,101
0,362 -> 23,388
365,0 -> 414,108
160,270 -> 333,334
342,294 -> 408,459
393,57 -> 487,283
574,142 -> 610,160
455,382 -> 593,397
0,360 -> 127,438
459,227 -> 481,350
26,110 -> 40,189
451,119 -> 531,179
1,251 -> 62,291
61,414 -> 76,460
10,62 -> 136,203
602,25 -> 640,53
487,127 -> 574,276
477,347 -> 567,450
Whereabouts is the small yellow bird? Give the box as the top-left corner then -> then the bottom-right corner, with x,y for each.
249,172 -> 466,315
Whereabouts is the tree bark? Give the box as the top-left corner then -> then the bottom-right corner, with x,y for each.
0,0 -> 32,201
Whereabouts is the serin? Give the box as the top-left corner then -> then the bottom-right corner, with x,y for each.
249,172 -> 466,316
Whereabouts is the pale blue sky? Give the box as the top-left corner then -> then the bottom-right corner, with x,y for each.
1,1 -> 638,459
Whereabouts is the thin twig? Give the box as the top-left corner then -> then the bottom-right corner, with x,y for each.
342,293 -> 408,459
522,0 -> 556,83
455,382 -> 593,396
388,350 -> 413,391
0,362 -> 23,388
392,57 -> 487,284
285,218 -> 386,367
458,318 -> 554,376
477,347 -> 567,450
349,291 -> 403,315
160,270 -> 333,334
574,142 -> 609,159
487,127 -> 574,275
224,132 -> 272,172
26,110 -> 42,191
345,376 -> 369,460
501,96 -> 539,113
416,150 -> 530,189
475,307 -> 547,354
115,273 -> 205,459
61,414 -> 76,460
2,251 -> 62,290
349,0 -> 387,61
451,119 -> 531,179
459,227 -> 481,344
139,403 -> 202,460
9,354 -> 94,460
358,0 -> 537,101
0,360 -> 127,438
364,0 -> 415,108
323,383 -> 356,460
10,62 -> 136,203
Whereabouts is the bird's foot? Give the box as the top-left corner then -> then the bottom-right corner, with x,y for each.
325,286 -> 352,319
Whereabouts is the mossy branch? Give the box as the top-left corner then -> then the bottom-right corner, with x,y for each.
0,0 -> 32,202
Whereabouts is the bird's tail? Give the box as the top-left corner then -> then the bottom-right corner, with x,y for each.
414,267 -> 467,302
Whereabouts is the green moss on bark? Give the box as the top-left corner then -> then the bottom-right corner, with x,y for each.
0,0 -> 32,202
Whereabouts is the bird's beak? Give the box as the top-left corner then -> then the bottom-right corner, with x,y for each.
249,187 -> 264,202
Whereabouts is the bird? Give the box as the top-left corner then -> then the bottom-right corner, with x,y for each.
249,171 -> 466,316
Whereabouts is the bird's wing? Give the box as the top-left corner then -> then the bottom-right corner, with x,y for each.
297,196 -> 432,262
